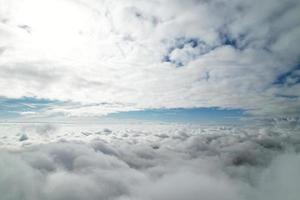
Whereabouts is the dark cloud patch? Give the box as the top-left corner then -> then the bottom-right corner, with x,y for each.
0,47 -> 7,55
19,133 -> 28,141
18,25 -> 32,33
273,64 -> 300,86
218,30 -> 247,50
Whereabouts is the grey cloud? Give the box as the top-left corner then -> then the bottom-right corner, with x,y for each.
19,133 -> 28,141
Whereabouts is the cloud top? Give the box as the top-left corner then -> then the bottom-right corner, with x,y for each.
0,122 -> 300,199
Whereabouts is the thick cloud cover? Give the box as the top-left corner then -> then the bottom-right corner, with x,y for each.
0,122 -> 300,200
0,0 -> 299,117
1,1 -> 299,199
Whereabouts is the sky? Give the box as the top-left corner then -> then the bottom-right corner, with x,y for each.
1,1 -> 300,200
0,0 -> 300,122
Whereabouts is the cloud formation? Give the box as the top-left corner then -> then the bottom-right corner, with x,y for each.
0,122 -> 300,200
0,0 -> 299,117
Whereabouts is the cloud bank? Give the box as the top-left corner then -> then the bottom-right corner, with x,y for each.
0,122 -> 300,200
0,0 -> 299,118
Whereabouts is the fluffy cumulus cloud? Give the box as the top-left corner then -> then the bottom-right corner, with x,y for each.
0,0 -> 299,118
0,121 -> 300,200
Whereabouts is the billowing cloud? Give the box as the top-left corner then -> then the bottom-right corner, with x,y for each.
0,121 -> 300,199
0,0 -> 299,118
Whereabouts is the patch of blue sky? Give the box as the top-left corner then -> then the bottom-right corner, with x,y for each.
273,64 -> 300,86
0,97 -> 60,119
106,107 -> 245,124
0,97 -> 246,123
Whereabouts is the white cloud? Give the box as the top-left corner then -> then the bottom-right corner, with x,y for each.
0,122 -> 300,199
0,0 -> 299,117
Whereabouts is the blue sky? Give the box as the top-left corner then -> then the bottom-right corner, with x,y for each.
107,108 -> 244,123
0,97 -> 245,123
0,97 -> 59,119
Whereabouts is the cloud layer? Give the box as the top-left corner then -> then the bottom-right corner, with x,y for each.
0,0 -> 299,117
0,122 -> 300,200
